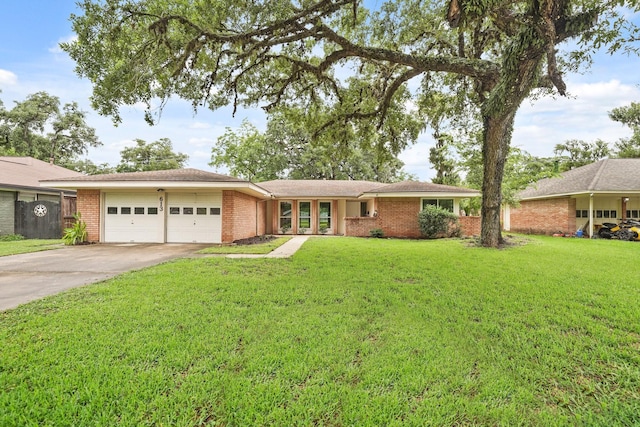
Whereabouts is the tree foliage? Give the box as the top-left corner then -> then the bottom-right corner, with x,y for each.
418,205 -> 460,239
63,0 -> 640,247
211,110 -> 414,182
553,139 -> 610,170
610,102 -> 640,158
0,91 -> 101,164
116,138 -> 188,172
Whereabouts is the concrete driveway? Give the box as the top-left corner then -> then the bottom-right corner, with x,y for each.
0,243 -> 209,311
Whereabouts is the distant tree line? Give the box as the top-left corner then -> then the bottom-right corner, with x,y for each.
0,91 -> 188,174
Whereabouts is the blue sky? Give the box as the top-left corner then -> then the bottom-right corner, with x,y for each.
1,1 -> 639,180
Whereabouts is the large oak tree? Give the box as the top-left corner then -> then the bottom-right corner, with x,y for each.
63,0 -> 639,247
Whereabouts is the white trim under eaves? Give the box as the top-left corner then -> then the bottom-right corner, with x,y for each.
40,181 -> 273,198
519,190 -> 640,201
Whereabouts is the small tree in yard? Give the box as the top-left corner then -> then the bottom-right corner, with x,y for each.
418,206 -> 460,239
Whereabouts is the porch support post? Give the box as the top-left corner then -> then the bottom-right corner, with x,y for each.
621,197 -> 628,221
589,193 -> 594,238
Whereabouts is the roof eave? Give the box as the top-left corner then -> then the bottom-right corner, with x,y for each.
519,190 -> 640,200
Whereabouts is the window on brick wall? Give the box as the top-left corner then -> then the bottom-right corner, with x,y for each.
421,199 -> 454,213
319,201 -> 331,229
279,201 -> 292,230
298,201 -> 311,229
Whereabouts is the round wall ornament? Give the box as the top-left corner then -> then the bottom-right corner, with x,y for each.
33,204 -> 48,217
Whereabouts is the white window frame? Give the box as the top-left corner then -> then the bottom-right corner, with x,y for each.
421,198 -> 454,213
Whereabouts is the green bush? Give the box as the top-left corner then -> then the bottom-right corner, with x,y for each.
319,225 -> 329,235
369,228 -> 384,238
0,234 -> 25,242
418,205 -> 460,239
62,213 -> 88,245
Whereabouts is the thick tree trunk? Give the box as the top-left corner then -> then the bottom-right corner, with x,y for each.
480,111 -> 516,247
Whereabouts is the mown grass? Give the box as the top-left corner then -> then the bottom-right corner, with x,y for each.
0,239 -> 62,257
197,236 -> 291,254
1,236 -> 639,426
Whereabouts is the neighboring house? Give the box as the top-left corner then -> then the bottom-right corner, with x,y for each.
43,168 -> 480,244
0,157 -> 80,238
507,159 -> 640,237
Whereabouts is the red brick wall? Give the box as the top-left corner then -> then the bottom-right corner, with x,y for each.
344,198 -> 482,238
376,197 -> 422,237
222,191 -> 263,243
458,216 -> 481,237
76,189 -> 100,242
344,217 -> 381,237
510,197 -> 576,235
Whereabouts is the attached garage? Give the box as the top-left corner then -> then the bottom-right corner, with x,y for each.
166,192 -> 222,243
104,192 -> 163,243
42,168 -> 272,244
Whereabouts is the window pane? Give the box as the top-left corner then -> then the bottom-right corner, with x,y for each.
148,207 -> 158,215
576,210 -> 581,218
280,202 -> 292,217
183,207 -> 193,215
439,199 -> 454,212
280,218 -> 292,228
581,210 -> 588,218
197,207 -> 207,215
170,207 -> 180,214
107,207 -> 117,215
299,202 -> 311,216
121,207 -> 131,214
422,199 -> 437,209
134,207 -> 145,215
210,207 -> 221,215
319,202 -> 331,217
299,218 -> 311,228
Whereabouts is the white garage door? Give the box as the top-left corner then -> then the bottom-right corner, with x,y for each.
167,193 -> 222,243
104,193 -> 163,243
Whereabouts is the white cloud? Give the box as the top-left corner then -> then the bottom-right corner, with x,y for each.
189,121 -> 212,129
0,69 -> 18,86
188,137 -> 215,148
513,79 -> 640,157
48,34 -> 77,54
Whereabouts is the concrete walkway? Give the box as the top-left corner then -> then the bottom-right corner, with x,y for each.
225,235 -> 310,259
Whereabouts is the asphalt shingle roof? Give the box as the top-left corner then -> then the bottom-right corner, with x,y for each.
0,156 -> 82,191
365,181 -> 479,194
41,168 -> 247,183
519,159 -> 640,199
257,180 -> 385,198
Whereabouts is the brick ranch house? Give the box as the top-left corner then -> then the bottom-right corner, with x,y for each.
43,168 -> 480,243
506,159 -> 640,237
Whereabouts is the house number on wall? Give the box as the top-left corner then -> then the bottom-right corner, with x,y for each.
33,204 -> 48,217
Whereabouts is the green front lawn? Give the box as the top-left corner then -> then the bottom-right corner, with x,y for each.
197,236 -> 291,254
0,239 -> 62,257
1,236 -> 639,425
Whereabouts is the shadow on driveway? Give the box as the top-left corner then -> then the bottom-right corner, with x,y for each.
0,243 -> 209,312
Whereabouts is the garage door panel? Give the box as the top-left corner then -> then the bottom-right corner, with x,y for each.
167,193 -> 221,243
104,193 -> 163,243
